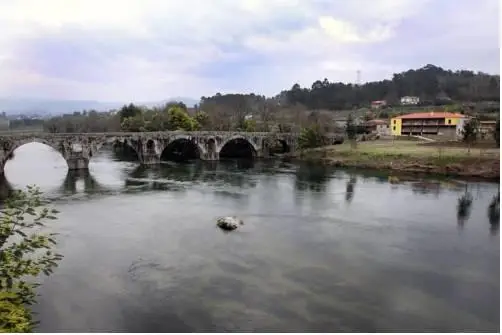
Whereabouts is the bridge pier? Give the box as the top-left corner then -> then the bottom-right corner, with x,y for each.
66,156 -> 90,171
200,151 -> 219,161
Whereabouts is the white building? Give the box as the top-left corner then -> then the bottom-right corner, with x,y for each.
400,96 -> 420,105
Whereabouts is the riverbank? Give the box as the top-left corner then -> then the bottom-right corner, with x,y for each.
291,140 -> 500,181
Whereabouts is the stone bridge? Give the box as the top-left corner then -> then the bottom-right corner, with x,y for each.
0,131 -> 341,174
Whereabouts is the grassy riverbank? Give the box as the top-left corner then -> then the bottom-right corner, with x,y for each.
293,140 -> 500,181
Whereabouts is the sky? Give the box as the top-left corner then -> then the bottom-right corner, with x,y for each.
0,0 -> 500,102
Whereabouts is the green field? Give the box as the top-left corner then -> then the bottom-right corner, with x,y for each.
330,140 -> 499,159
298,140 -> 499,179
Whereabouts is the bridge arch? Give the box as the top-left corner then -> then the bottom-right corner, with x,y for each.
146,139 -> 156,155
3,138 -> 65,167
218,135 -> 257,159
94,137 -> 142,161
161,135 -> 206,162
265,137 -> 291,155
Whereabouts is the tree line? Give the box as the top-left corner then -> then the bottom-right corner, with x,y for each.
25,64 -> 497,134
279,64 -> 500,110
44,101 -> 260,133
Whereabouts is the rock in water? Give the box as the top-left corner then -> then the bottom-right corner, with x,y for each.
216,216 -> 243,231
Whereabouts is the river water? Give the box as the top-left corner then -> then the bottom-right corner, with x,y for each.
3,143 -> 500,332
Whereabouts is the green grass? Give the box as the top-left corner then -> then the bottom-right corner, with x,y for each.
331,140 -> 498,158
300,140 -> 500,168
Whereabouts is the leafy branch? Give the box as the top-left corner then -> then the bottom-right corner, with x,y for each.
0,186 -> 63,332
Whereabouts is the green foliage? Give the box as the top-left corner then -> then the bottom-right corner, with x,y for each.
0,186 -> 62,332
194,111 -> 209,129
117,105 -> 201,132
119,103 -> 143,122
0,292 -> 31,333
345,113 -> 357,140
166,107 -> 199,131
241,119 -> 256,132
461,118 -> 479,144
298,126 -> 326,149
121,115 -> 145,132
144,112 -> 166,132
164,101 -> 188,112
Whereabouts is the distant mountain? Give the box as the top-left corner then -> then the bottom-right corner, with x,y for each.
0,98 -> 121,117
0,97 -> 198,117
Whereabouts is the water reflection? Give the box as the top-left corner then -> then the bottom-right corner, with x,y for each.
345,176 -> 357,203
294,163 -> 329,193
457,186 -> 474,230
488,192 -> 500,236
125,160 -> 259,191
59,169 -> 106,195
412,181 -> 442,196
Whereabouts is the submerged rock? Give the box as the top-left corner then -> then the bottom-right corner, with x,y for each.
216,216 -> 244,231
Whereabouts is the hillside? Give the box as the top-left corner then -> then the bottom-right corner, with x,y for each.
197,65 -> 500,121
275,64 -> 500,111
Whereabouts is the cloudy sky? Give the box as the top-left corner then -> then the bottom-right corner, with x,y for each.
0,0 -> 499,102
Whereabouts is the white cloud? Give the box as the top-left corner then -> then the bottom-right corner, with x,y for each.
0,0 -> 498,101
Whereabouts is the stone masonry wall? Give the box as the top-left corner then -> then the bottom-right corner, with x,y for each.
0,131 -> 316,173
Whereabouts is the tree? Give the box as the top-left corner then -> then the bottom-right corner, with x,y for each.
118,103 -> 142,122
0,186 -> 62,332
241,119 -> 256,132
166,107 -> 199,131
298,125 -> 326,149
461,118 -> 479,152
194,111 -> 210,130
346,113 -> 357,148
164,101 -> 188,112
121,115 -> 145,132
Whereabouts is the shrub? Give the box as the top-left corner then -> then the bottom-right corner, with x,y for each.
0,186 -> 62,332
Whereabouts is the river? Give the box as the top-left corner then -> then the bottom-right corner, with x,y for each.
3,143 -> 500,332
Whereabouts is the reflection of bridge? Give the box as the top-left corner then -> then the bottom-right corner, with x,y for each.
0,169 -> 106,201
0,131 -> 341,174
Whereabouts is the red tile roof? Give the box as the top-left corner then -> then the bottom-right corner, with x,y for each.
395,112 -> 464,120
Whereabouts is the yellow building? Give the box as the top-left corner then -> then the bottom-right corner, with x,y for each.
391,111 -> 464,138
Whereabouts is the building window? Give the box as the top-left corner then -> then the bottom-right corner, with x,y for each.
393,120 -> 396,125
448,119 -> 452,124
393,126 -> 396,131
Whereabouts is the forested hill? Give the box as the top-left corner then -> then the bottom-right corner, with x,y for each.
202,64 -> 500,111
